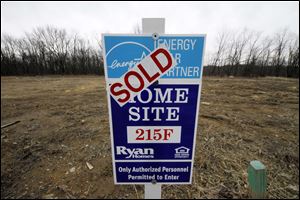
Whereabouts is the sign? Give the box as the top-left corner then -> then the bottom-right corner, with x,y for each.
102,34 -> 206,184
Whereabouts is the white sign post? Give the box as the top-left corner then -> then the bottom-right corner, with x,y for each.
143,18 -> 164,199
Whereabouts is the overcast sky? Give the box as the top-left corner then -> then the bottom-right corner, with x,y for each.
1,1 -> 299,56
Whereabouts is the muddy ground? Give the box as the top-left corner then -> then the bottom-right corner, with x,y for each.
1,76 -> 299,199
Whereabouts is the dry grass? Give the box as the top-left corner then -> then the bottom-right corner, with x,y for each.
1,76 -> 299,199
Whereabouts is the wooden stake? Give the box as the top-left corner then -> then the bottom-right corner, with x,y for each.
248,160 -> 267,199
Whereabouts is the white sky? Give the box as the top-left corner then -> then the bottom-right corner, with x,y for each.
1,1 -> 299,58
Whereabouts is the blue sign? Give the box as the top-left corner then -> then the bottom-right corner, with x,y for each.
102,34 -> 206,184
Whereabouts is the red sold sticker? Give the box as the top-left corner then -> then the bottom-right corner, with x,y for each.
109,46 -> 176,107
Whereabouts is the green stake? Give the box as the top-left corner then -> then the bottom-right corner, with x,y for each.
248,160 -> 267,199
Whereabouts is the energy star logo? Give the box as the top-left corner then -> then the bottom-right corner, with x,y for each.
108,51 -> 148,70
116,146 -> 154,159
106,41 -> 151,78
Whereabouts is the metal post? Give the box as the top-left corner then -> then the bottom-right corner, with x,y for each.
142,18 -> 165,199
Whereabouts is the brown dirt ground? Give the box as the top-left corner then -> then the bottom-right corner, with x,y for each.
1,76 -> 299,199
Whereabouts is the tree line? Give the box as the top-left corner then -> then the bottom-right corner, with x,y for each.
1,26 -> 299,78
204,28 -> 299,78
1,26 -> 103,75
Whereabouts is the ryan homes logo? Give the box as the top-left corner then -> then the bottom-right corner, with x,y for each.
116,146 -> 154,159
174,146 -> 190,158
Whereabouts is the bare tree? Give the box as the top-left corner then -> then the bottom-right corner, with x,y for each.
210,30 -> 229,75
245,31 -> 261,65
256,36 -> 274,76
1,26 -> 103,75
287,34 -> 299,77
272,28 -> 289,76
2,26 -> 298,78
222,29 -> 250,75
133,22 -> 142,34
204,27 -> 298,78
243,31 -> 262,76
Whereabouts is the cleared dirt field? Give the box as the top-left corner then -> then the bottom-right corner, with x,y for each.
1,76 -> 299,199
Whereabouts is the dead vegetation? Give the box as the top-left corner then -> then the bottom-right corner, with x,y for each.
1,76 -> 299,199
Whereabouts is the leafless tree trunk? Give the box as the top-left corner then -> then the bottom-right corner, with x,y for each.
211,31 -> 229,75
272,29 -> 289,76
287,35 -> 299,77
257,36 -> 273,76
